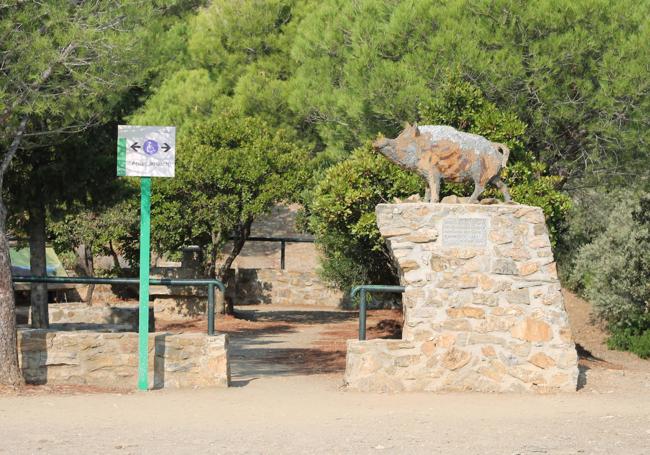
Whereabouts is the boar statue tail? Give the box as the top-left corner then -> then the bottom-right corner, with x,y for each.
493,142 -> 510,168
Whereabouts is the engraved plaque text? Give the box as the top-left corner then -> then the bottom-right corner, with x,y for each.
442,218 -> 488,247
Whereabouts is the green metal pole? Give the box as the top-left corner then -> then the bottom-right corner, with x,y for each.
207,283 -> 215,336
359,288 -> 367,341
138,177 -> 152,391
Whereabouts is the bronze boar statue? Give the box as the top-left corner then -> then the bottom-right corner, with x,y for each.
373,124 -> 511,203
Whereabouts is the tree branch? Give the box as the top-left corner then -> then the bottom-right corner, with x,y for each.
217,218 -> 253,280
0,42 -> 75,128
0,116 -> 28,191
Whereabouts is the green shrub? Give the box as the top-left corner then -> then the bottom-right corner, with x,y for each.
557,188 -> 635,284
567,192 -> 650,355
308,144 -> 423,290
608,328 -> 650,359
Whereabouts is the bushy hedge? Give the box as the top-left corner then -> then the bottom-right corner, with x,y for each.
563,190 -> 650,358
308,144 -> 423,290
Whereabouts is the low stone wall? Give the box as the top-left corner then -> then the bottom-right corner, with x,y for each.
153,296 -> 207,321
227,269 -> 345,307
31,303 -> 154,331
17,303 -> 153,331
18,330 -> 229,389
152,269 -> 346,321
344,203 -> 579,393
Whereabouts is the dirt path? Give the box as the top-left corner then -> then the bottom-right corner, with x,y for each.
229,306 -> 360,380
1,374 -> 649,454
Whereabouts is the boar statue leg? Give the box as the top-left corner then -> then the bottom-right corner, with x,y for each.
427,172 -> 441,203
468,181 -> 484,203
424,186 -> 431,202
493,176 -> 512,202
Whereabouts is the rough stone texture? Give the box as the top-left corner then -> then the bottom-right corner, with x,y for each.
226,269 -> 345,307
151,268 -> 346,321
17,330 -> 229,389
345,203 -> 578,393
153,296 -> 207,321
23,302 -> 154,331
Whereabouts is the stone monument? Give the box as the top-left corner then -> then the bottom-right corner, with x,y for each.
344,202 -> 579,392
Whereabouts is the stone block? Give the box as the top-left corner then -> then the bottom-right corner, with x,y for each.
518,261 -> 540,276
492,259 -> 517,275
504,288 -> 530,305
442,348 -> 472,371
529,352 -> 556,369
405,229 -> 438,243
510,318 -> 552,342
446,307 -> 485,319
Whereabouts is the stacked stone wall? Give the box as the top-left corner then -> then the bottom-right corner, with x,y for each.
22,302 -> 153,331
18,330 -> 229,389
151,269 -> 345,321
345,203 -> 578,393
226,269 -> 345,307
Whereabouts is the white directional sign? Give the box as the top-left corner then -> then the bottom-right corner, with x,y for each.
117,125 -> 176,177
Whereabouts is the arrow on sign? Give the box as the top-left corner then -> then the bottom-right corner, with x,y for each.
131,142 -> 141,152
161,143 -> 171,153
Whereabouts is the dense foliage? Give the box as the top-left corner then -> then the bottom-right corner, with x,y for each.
134,0 -> 650,181
48,198 -> 139,275
3,0 -> 201,278
309,144 -> 423,289
561,190 -> 650,357
301,0 -> 649,179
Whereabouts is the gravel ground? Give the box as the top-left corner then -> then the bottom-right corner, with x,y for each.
1,374 -> 649,454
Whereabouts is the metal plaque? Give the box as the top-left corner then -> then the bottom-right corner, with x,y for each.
441,218 -> 488,247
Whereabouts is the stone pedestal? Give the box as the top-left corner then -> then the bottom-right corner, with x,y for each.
344,203 -> 578,392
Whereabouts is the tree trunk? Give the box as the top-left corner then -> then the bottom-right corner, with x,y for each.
82,243 -> 95,304
215,218 -> 253,315
28,202 -> 48,328
108,240 -> 120,270
0,200 -> 23,387
0,116 -> 28,386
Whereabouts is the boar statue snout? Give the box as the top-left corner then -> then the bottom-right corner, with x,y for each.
373,136 -> 391,151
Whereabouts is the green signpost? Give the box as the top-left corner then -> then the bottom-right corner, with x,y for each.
137,177 -> 151,390
117,125 -> 176,390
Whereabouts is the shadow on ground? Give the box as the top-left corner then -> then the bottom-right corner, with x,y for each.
575,342 -> 624,390
235,308 -> 357,324
230,347 -> 345,377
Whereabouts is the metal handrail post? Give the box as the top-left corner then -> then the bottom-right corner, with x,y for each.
359,288 -> 367,340
207,283 -> 215,336
351,284 -> 406,340
280,240 -> 286,270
